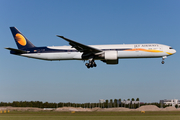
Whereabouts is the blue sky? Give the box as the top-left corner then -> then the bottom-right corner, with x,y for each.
1,0 -> 180,103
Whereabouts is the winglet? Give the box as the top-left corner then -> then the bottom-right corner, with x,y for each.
56,35 -> 72,42
56,35 -> 63,38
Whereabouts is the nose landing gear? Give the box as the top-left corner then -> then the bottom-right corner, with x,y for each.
161,56 -> 167,64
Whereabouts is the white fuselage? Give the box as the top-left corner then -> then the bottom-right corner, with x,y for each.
21,43 -> 176,61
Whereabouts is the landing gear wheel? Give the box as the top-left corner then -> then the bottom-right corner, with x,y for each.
88,63 -> 92,68
161,56 -> 167,64
85,63 -> 89,66
85,63 -> 90,68
93,63 -> 97,67
85,58 -> 97,68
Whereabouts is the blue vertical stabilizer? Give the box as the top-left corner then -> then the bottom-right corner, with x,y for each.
10,27 -> 35,50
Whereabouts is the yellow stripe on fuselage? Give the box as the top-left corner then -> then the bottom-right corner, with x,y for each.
166,52 -> 173,55
124,48 -> 163,53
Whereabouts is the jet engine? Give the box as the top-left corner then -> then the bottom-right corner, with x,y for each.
103,51 -> 118,64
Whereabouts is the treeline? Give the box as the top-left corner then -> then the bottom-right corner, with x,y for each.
0,98 -> 140,108
1,98 -> 175,108
0,101 -> 57,108
0,101 -> 139,109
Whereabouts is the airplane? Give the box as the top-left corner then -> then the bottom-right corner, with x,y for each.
6,27 -> 176,68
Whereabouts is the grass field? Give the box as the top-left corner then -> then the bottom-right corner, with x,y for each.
0,111 -> 180,120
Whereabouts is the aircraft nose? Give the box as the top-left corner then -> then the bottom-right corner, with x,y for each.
173,49 -> 176,54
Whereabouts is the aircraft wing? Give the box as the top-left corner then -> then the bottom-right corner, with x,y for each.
56,35 -> 102,54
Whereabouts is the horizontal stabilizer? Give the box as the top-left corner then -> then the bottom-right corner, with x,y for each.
5,47 -> 27,54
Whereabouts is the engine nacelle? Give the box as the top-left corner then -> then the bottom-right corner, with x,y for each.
105,51 -> 118,60
105,60 -> 118,64
104,51 -> 118,64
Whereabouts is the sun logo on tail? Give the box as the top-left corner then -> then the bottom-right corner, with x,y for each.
15,33 -> 27,46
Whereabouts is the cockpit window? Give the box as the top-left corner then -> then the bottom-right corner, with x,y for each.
169,47 -> 173,49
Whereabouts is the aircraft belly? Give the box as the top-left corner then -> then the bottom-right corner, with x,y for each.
21,50 -> 169,61
21,52 -> 82,60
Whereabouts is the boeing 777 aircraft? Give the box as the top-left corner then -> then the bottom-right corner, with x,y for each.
6,27 -> 176,68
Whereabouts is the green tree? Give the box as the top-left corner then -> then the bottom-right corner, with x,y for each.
118,99 -> 121,107
114,99 -> 117,107
136,98 -> 140,101
110,99 -> 113,108
105,100 -> 109,108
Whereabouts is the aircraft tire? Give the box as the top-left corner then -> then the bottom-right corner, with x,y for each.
94,64 -> 97,67
85,63 -> 89,66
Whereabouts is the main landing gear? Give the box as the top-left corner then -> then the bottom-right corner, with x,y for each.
161,56 -> 167,64
85,59 -> 97,68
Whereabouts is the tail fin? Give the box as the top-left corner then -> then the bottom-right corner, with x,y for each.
10,27 -> 35,50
